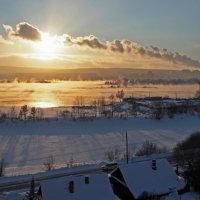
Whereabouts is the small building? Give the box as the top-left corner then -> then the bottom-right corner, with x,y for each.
110,159 -> 186,200
38,172 -> 118,200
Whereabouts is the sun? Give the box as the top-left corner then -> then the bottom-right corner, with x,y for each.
33,32 -> 64,59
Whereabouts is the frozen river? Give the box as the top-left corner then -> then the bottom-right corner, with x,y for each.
0,81 -> 198,108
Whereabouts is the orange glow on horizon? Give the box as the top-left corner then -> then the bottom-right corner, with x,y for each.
32,101 -> 56,108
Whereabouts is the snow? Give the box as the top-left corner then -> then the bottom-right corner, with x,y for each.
40,173 -> 117,200
116,159 -> 186,199
163,192 -> 200,200
0,115 -> 200,175
0,189 -> 27,200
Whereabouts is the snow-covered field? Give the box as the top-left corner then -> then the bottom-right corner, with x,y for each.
0,115 -> 200,176
1,189 -> 199,200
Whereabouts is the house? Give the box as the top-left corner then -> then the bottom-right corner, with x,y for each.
109,159 -> 186,200
38,172 -> 118,200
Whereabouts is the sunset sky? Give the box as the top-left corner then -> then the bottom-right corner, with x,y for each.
0,0 -> 200,70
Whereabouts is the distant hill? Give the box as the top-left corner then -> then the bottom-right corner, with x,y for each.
0,66 -> 200,83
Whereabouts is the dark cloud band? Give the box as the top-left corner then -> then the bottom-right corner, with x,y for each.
64,34 -> 200,67
3,22 -> 41,41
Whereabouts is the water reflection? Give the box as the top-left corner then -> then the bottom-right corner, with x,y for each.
0,81 -> 198,108
32,101 -> 57,108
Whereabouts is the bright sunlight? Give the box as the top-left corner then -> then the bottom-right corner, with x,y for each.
33,32 -> 64,60
32,101 -> 56,108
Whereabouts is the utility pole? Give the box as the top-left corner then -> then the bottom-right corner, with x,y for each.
126,132 -> 129,164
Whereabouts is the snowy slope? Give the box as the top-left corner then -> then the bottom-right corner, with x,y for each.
0,115 -> 199,175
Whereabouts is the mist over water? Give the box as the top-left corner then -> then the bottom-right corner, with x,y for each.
0,81 -> 198,108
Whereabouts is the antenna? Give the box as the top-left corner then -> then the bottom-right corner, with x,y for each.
126,131 -> 129,164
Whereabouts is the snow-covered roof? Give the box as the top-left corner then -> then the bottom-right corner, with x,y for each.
40,173 -> 117,200
114,159 -> 185,199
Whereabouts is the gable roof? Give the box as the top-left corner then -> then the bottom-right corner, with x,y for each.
112,159 -> 185,199
40,172 -> 117,200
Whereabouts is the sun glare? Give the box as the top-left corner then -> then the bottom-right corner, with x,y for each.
33,32 -> 64,59
33,101 -> 56,108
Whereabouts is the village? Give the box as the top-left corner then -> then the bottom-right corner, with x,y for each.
0,141 -> 200,200
0,95 -> 200,199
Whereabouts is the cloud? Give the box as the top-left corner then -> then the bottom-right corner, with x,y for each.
64,34 -> 107,49
3,22 -> 41,41
1,22 -> 200,68
0,35 -> 13,45
64,33 -> 200,68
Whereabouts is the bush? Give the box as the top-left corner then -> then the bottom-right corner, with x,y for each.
43,155 -> 55,171
136,140 -> 168,156
173,132 -> 200,192
105,146 -> 122,162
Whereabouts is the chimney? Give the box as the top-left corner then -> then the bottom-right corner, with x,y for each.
84,176 -> 89,184
68,181 -> 74,193
152,160 -> 157,170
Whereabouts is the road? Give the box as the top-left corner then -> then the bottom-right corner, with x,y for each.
0,166 -> 103,193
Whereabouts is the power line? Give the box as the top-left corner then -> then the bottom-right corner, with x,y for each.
4,138 -> 173,167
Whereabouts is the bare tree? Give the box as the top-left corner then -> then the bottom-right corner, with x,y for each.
43,155 -> 55,171
105,146 -> 122,162
73,96 -> 85,119
0,113 -> 7,122
152,101 -> 163,120
136,140 -> 168,156
0,156 -> 5,177
19,105 -> 28,120
66,156 -> 74,168
91,99 -> 97,117
108,94 -> 115,117
9,106 -> 17,121
116,89 -> 125,102
97,96 -> 106,116
30,107 -> 37,120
